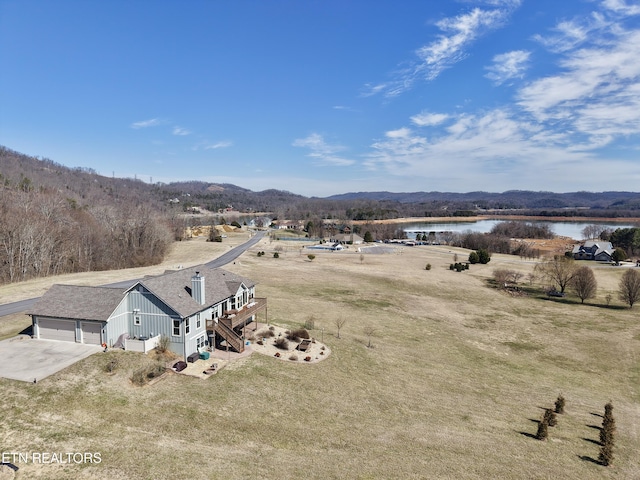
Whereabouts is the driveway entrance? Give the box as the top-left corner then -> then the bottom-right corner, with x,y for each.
0,337 -> 100,382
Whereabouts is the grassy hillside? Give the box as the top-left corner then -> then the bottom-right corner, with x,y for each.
0,237 -> 638,479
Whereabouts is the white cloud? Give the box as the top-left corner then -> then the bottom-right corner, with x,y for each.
364,108 -> 596,188
601,0 -> 640,16
172,126 -> 191,136
130,118 -> 163,129
368,1 -> 521,97
204,141 -> 233,149
519,28 -> 640,150
484,50 -> 530,85
411,111 -> 450,127
292,133 -> 355,166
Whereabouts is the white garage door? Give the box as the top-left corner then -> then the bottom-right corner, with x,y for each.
81,322 -> 102,345
39,319 -> 76,342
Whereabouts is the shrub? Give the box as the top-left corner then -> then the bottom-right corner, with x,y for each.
543,408 -> 557,427
157,335 -> 170,353
273,252 -> 280,258
425,263 -> 432,270
130,363 -> 166,386
287,328 -> 310,341
535,414 -> 549,440
274,337 -> 289,350
307,254 -> 316,261
468,251 -> 480,264
257,329 -> 275,338
600,402 -> 616,445
598,401 -> 616,466
303,315 -> 316,330
104,357 -> 119,374
554,394 -> 565,414
289,354 -> 298,361
477,248 -> 491,264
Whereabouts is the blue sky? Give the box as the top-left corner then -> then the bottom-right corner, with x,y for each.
1,0 -> 640,197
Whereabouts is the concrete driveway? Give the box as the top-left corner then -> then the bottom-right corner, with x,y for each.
0,336 -> 100,382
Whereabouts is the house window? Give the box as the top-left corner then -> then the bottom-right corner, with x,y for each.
230,297 -> 236,310
196,313 -> 201,329
185,318 -> 190,335
197,335 -> 206,349
173,319 -> 180,336
134,315 -> 141,326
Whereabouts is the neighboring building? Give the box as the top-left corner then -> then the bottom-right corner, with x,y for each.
28,266 -> 267,360
572,241 -> 614,261
330,233 -> 364,245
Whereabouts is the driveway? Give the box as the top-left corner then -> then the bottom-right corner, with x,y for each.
0,336 -> 100,382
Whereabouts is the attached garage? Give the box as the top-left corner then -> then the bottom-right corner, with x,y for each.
81,322 -> 102,345
38,318 -> 76,342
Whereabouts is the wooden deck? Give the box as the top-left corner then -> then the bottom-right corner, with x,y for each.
206,297 -> 267,331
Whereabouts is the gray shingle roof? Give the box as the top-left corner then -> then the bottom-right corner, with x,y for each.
27,284 -> 126,321
27,266 -> 256,322
136,265 -> 256,318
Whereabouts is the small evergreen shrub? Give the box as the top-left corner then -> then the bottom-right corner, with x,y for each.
535,415 -> 549,440
598,401 -> 616,466
273,252 -> 280,258
543,408 -> 557,427
425,263 -> 432,270
554,394 -> 565,414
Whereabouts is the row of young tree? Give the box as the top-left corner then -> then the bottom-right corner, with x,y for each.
501,255 -> 640,307
0,187 -> 172,284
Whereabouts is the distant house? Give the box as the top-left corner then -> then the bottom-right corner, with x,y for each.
28,266 -> 267,360
330,233 -> 364,245
572,241 -> 614,261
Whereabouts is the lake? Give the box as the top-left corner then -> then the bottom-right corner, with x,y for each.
403,219 -> 638,240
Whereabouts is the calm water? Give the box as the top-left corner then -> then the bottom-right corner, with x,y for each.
403,219 -> 638,240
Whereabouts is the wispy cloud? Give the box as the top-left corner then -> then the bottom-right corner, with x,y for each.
411,111 -> 450,127
485,50 -> 530,85
292,133 -> 355,166
601,0 -> 640,16
363,1 -> 640,191
130,118 -> 163,129
172,126 -> 191,136
519,28 -> 640,147
204,141 -> 233,149
365,0 -> 521,97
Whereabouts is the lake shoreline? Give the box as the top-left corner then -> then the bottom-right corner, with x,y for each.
353,214 -> 640,225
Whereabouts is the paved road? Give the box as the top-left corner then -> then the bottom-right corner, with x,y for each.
0,231 -> 266,317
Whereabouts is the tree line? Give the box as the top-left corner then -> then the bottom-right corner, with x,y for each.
0,178 -> 172,284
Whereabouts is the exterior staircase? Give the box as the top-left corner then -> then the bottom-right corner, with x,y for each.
213,320 -> 244,353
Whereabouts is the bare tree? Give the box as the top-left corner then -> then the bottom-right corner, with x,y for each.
363,326 -> 377,348
535,255 -> 577,294
618,269 -> 640,308
334,317 -> 347,339
570,266 -> 597,304
581,224 -> 604,240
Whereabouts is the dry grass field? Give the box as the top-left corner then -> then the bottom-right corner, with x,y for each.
0,233 -> 639,479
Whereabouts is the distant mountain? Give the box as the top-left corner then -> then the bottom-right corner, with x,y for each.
3,145 -> 640,216
326,190 -> 640,210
